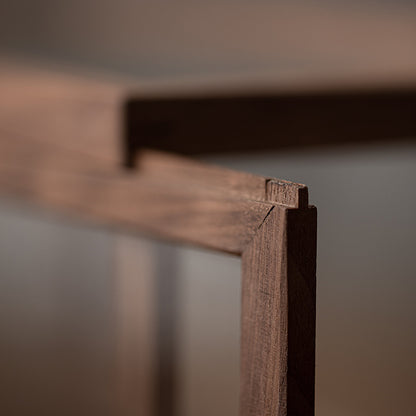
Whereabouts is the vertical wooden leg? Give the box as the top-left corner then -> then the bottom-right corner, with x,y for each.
115,235 -> 157,416
240,205 -> 317,416
154,244 -> 179,416
115,237 -> 179,416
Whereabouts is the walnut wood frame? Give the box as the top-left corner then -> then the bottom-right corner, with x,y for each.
0,147 -> 317,416
0,64 -> 318,415
0,144 -> 317,416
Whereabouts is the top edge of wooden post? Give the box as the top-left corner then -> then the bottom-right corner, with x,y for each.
266,179 -> 308,209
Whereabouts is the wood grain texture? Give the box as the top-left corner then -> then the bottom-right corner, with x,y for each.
241,205 -> 317,416
0,160 -> 272,254
0,63 -> 317,416
241,206 -> 289,416
0,115 -> 307,254
136,149 -> 267,201
266,179 -> 308,209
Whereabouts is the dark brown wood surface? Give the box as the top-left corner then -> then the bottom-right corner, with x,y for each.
0,152 -> 316,415
286,208 -> 317,416
0,63 -> 317,416
0,120 -> 307,254
125,87 -> 416,163
241,206 -> 289,415
241,204 -> 317,416
0,155 -> 273,254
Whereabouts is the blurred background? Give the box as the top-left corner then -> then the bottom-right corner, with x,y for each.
0,1 -> 415,415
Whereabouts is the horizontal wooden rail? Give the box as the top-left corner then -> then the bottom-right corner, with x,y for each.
125,87 -> 416,164
0,130 -> 309,254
